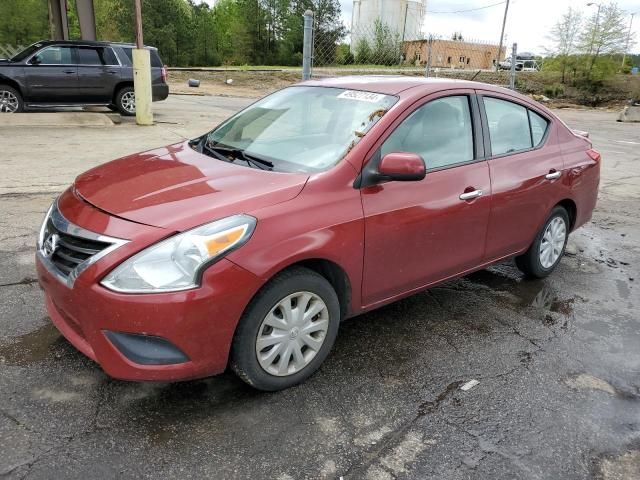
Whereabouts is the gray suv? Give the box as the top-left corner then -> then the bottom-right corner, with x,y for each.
0,40 -> 169,115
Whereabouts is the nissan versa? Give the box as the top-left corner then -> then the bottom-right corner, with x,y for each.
36,77 -> 600,391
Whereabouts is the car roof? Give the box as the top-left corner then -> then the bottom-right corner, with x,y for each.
29,40 -> 158,50
299,75 -> 507,96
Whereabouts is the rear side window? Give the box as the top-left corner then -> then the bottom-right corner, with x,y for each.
484,97 -> 532,155
121,48 -> 162,67
76,47 -> 119,65
381,95 -> 474,170
529,110 -> 549,146
121,48 -> 133,63
150,51 -> 163,67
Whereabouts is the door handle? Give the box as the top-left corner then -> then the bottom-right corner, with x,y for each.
63,70 -> 75,74
107,70 -> 118,74
545,171 -> 562,180
459,189 -> 483,201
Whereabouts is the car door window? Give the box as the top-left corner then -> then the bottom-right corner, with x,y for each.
77,47 -> 102,65
528,110 -> 549,146
381,96 -> 474,169
33,46 -> 74,65
484,97 -> 532,155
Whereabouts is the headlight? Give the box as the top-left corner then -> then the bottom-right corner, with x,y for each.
101,215 -> 256,293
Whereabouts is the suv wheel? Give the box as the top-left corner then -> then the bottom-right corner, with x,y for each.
115,86 -> 136,116
230,267 -> 340,391
0,85 -> 23,113
516,206 -> 569,278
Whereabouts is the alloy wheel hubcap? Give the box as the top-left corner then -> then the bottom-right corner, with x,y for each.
121,91 -> 135,113
0,90 -> 19,113
256,291 -> 329,377
539,216 -> 566,268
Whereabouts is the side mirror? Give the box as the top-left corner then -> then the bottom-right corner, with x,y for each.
378,152 -> 426,182
30,55 -> 41,65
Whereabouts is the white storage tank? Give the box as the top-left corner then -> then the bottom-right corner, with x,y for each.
351,0 -> 427,48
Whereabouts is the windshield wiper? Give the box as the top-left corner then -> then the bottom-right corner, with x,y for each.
208,144 -> 274,171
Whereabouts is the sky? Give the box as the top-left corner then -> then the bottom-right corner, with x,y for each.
204,0 -> 639,55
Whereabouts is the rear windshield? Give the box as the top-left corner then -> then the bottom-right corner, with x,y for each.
121,48 -> 163,67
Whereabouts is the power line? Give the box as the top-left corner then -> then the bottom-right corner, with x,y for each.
427,1 -> 507,15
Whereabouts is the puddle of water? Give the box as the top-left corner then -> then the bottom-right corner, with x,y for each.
466,267 -> 577,318
0,322 -> 61,366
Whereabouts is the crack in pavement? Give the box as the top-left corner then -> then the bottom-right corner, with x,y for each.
0,277 -> 38,288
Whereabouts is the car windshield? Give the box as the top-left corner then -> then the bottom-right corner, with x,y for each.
10,43 -> 42,62
203,86 -> 397,173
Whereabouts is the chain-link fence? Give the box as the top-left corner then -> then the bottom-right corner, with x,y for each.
0,44 -> 25,59
305,12 -> 523,89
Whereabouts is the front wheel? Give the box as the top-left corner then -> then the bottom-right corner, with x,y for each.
0,85 -> 23,113
516,206 -> 569,278
230,267 -> 340,391
114,86 -> 136,116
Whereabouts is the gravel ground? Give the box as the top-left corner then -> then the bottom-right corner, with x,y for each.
0,96 -> 638,479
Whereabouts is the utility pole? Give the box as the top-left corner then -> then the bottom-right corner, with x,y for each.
496,0 -> 510,71
133,0 -> 153,125
621,13 -> 635,69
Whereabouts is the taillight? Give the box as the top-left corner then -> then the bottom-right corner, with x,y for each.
161,66 -> 167,83
586,149 -> 601,162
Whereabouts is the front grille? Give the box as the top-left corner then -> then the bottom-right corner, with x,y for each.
38,202 -> 127,287
45,219 -> 111,276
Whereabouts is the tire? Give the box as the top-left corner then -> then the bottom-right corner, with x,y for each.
114,86 -> 135,116
230,267 -> 341,391
0,85 -> 24,113
516,206 -> 570,279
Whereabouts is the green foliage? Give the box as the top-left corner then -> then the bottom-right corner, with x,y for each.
355,38 -> 372,64
543,84 -> 565,98
0,0 -> 346,67
0,0 -> 49,45
335,43 -> 353,65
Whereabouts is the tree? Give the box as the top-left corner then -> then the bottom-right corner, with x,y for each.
579,2 -> 629,77
546,7 -> 582,83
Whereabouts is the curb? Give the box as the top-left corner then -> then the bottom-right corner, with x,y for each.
0,112 -> 114,127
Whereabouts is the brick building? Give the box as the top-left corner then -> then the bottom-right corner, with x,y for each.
403,39 -> 506,70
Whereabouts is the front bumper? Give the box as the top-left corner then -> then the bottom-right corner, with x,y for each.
36,191 -> 263,382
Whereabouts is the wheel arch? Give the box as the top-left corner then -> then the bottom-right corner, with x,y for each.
556,198 -> 577,231
0,77 -> 24,96
113,81 -> 134,101
251,258 -> 353,321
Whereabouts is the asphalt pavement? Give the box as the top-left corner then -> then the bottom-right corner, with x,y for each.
0,96 -> 638,479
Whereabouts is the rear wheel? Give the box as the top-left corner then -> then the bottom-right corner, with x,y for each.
516,206 -> 569,278
230,267 -> 340,391
0,85 -> 23,113
114,86 -> 135,116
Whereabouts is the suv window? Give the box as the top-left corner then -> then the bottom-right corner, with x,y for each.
381,96 -> 474,169
33,46 -> 74,65
484,97 -> 532,155
77,47 -> 118,65
121,48 -> 162,67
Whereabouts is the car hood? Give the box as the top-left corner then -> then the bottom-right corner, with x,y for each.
74,141 -> 309,231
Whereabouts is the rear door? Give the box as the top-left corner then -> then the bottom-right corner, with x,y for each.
361,90 -> 491,306
76,46 -> 121,102
24,45 -> 78,102
478,92 -> 563,261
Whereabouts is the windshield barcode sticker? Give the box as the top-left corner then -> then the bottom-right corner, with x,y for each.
337,90 -> 385,103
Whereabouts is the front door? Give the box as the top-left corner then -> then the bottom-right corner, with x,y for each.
24,45 -> 78,102
361,92 -> 491,307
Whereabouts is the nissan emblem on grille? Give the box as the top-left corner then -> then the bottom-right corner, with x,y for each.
43,233 -> 60,258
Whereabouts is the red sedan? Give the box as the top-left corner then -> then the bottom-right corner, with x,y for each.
36,77 -> 600,390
